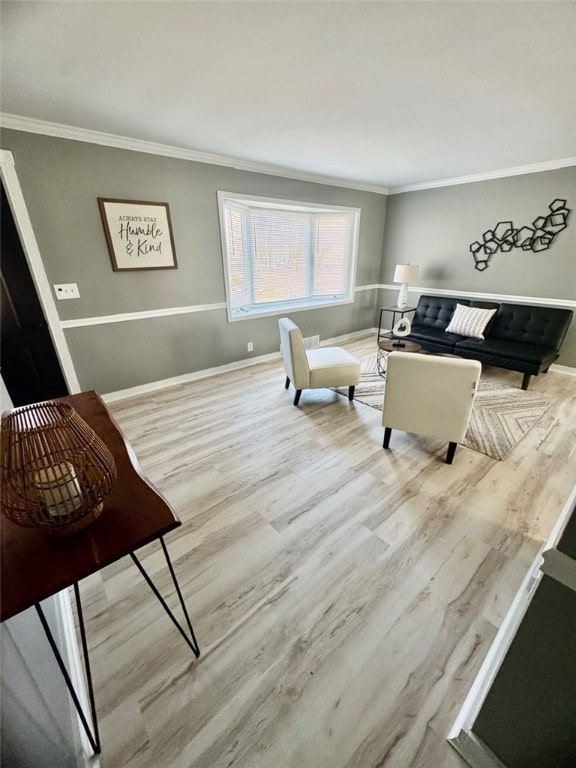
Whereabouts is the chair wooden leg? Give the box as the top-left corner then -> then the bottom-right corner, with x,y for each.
348,385 -> 355,401
383,427 -> 392,449
285,376 -> 290,389
521,373 -> 531,390
446,441 -> 457,464
293,390 -> 302,406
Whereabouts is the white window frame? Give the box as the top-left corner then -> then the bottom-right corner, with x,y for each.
217,191 -> 361,322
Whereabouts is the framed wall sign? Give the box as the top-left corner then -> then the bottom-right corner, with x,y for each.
98,198 -> 178,271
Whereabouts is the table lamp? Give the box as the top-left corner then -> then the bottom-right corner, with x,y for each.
393,264 -> 420,309
1,401 -> 117,536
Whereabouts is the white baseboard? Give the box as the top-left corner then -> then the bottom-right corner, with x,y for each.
448,729 -> 508,768
102,326 -> 574,404
103,328 -> 376,403
550,363 -> 576,376
448,483 -> 576,764
103,352 -> 280,403
447,555 -> 542,746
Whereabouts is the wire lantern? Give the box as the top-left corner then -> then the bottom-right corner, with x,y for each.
1,401 -> 117,536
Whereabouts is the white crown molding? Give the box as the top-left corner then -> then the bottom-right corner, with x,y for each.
3,114 -> 574,195
390,157 -> 576,194
377,284 -> 576,309
0,113 -> 390,195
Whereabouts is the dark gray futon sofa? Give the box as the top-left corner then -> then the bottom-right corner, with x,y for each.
406,295 -> 573,389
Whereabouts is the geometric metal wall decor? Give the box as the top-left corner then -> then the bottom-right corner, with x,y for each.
470,199 -> 571,271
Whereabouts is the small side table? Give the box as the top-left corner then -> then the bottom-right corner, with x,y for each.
377,338 -> 422,377
377,305 -> 417,342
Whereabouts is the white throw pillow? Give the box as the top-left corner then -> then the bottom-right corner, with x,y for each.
445,304 -> 496,340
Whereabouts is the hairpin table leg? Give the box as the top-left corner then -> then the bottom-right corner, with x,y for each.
130,537 -> 200,657
35,591 -> 101,755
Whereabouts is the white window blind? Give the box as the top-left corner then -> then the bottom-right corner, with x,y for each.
218,192 -> 360,321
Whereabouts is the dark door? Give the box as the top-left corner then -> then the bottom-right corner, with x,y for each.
1,183 -> 69,407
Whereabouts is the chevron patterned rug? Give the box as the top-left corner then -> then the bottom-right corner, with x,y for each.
333,365 -> 554,461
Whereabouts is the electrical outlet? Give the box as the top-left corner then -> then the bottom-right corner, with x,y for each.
247,341 -> 254,352
54,283 -> 80,300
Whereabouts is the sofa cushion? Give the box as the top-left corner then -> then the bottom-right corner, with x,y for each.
445,304 -> 497,339
412,296 -> 469,331
410,295 -> 573,382
409,325 -> 462,347
490,304 -> 573,349
455,337 -> 558,366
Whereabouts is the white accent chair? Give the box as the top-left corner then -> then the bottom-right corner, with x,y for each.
382,352 -> 481,464
278,318 -> 361,406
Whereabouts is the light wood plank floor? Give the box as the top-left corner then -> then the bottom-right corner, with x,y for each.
79,335 -> 576,768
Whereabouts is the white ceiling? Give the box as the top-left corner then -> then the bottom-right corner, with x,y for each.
2,1 -> 575,192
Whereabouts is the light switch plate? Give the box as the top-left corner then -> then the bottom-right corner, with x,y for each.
54,283 -> 80,300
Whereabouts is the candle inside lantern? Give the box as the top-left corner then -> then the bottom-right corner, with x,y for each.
33,461 -> 83,517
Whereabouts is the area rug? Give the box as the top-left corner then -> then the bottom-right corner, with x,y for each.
333,368 -> 554,461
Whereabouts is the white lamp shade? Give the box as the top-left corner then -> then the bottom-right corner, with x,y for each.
393,264 -> 420,284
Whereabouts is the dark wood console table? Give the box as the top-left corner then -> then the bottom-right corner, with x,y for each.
0,390 -> 200,755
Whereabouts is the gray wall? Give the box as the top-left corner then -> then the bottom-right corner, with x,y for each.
2,129 -> 387,394
3,127 -> 575,392
380,167 -> 576,365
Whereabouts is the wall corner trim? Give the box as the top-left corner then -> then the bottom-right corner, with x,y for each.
0,151 -> 81,393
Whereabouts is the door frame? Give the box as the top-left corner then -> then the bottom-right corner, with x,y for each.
0,150 -> 80,394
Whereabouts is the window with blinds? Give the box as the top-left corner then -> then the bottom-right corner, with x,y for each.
218,192 -> 360,321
